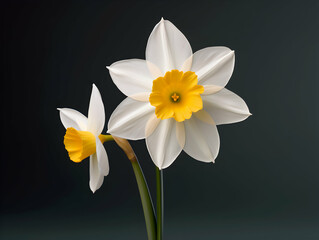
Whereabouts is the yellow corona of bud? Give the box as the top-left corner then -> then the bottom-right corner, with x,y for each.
64,127 -> 97,163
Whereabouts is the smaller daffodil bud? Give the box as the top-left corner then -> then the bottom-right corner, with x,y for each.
58,84 -> 110,193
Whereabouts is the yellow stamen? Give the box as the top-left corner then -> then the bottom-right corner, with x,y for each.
171,93 -> 180,102
149,70 -> 204,122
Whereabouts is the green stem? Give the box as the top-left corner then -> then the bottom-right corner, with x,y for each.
131,158 -> 157,240
112,136 -> 157,240
156,167 -> 163,240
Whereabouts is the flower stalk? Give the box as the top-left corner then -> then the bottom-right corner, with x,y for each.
156,167 -> 163,240
113,137 -> 157,240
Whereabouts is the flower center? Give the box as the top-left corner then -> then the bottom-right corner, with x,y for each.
149,70 -> 204,122
171,93 -> 180,102
64,127 -> 109,163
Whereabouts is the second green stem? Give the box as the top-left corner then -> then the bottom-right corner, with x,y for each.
131,160 -> 157,240
156,167 -> 163,240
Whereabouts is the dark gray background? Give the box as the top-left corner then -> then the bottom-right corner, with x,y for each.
1,0 -> 318,239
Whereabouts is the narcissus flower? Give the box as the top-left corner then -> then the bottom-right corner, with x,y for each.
58,84 -> 110,192
107,18 -> 251,169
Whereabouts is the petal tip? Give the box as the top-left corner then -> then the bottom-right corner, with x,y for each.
106,66 -> 110,70
90,185 -> 96,194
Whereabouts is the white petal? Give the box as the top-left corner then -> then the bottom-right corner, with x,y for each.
202,88 -> 251,125
183,117 -> 220,163
202,85 -> 224,95
89,153 -> 104,193
87,84 -> 105,136
146,60 -> 163,79
146,18 -> 192,73
146,119 -> 182,169
58,108 -> 88,131
180,55 -> 193,72
107,59 -> 155,96
176,121 -> 185,149
191,47 -> 234,87
96,137 -> 109,176
107,97 -> 155,140
194,110 -> 215,125
129,92 -> 151,102
145,113 -> 161,138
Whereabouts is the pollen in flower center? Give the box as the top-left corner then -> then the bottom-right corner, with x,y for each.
149,70 -> 204,122
171,93 -> 180,102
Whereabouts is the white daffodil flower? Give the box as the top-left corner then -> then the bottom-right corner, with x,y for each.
58,84 -> 109,193
107,18 -> 251,170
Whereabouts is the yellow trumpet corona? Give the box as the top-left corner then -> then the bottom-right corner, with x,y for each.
149,70 -> 204,122
64,127 -> 112,163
